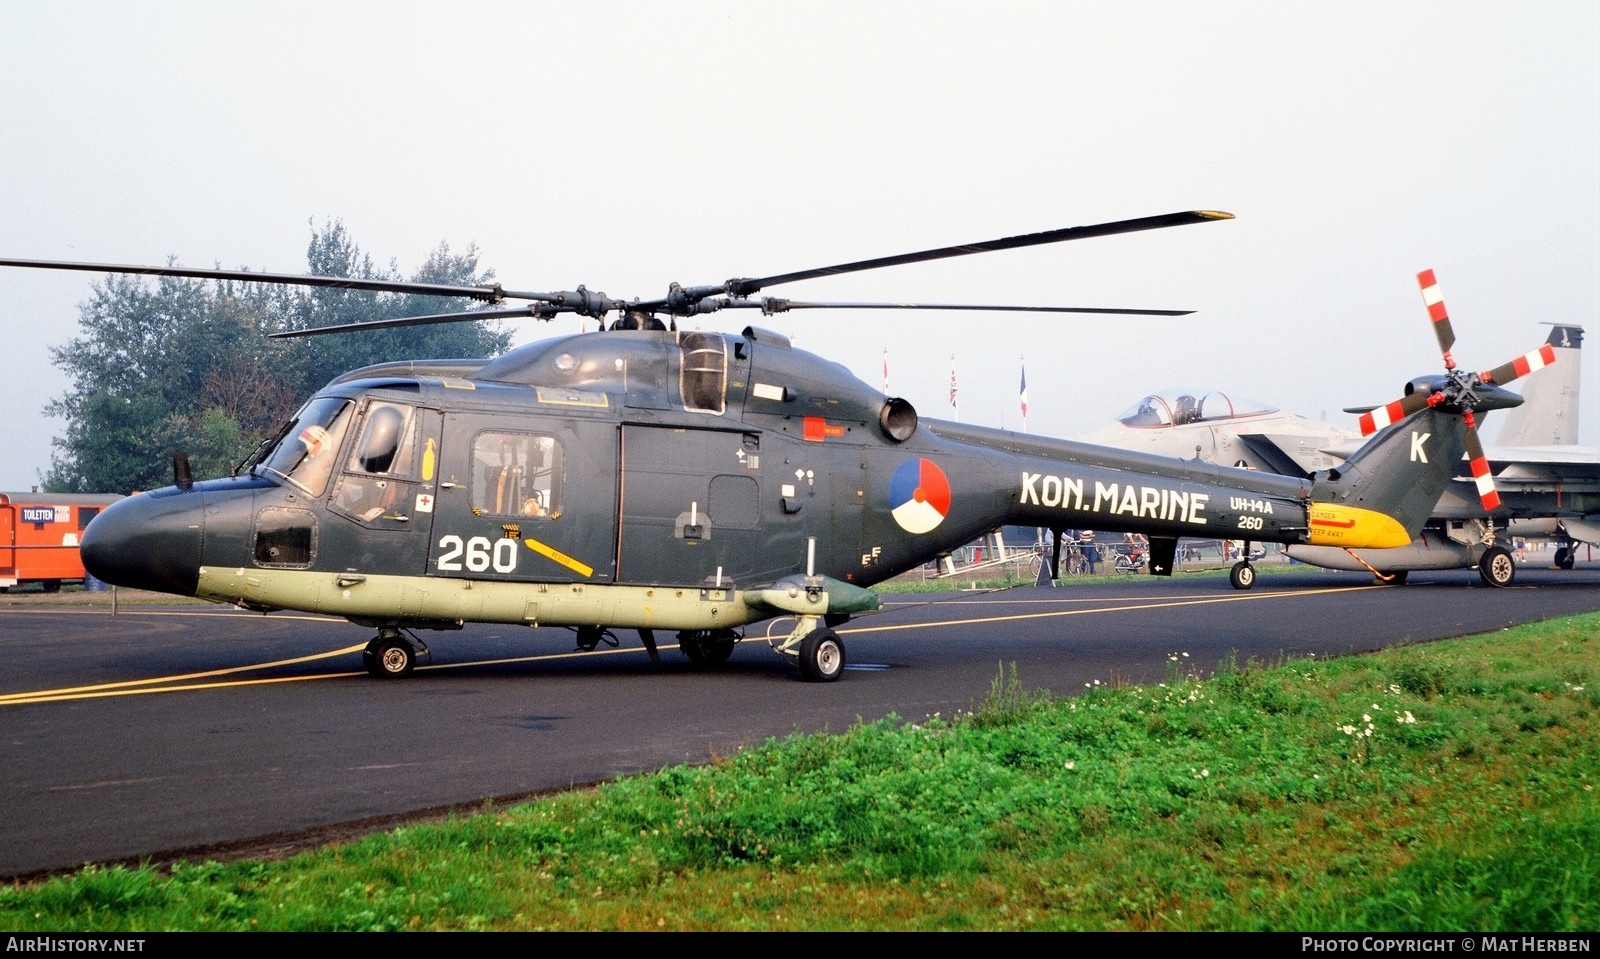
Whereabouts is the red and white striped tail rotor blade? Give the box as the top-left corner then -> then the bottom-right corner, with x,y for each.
1357,393 -> 1431,436
1481,343 -> 1558,386
1461,418 -> 1501,511
1417,269 -> 1457,366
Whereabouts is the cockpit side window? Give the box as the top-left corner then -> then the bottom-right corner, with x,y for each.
332,401 -> 420,523
471,431 -> 563,518
260,398 -> 354,498
347,402 -> 417,477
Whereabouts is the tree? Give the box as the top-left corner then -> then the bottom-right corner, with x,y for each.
283,220 -> 512,394
45,221 -> 513,493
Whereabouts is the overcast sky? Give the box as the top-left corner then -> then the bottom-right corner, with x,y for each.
1,1 -> 1595,491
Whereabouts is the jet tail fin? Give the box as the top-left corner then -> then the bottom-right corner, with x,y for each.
1492,324 -> 1583,447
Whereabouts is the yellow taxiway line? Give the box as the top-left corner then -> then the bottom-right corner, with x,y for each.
1,585 -> 1374,706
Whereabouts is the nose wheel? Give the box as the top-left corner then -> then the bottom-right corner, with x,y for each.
1229,561 -> 1255,590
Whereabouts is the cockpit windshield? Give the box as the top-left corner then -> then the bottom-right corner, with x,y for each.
1114,389 -> 1278,428
259,397 -> 354,497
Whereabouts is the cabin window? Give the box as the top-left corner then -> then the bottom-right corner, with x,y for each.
261,397 -> 354,498
679,332 -> 727,414
254,507 -> 316,567
470,431 -> 563,518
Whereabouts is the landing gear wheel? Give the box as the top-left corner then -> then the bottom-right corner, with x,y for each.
1554,546 -> 1574,570
1478,546 -> 1515,588
364,636 -> 415,678
798,628 -> 845,683
1229,561 -> 1255,590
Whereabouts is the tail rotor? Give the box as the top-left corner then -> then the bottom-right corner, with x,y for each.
1355,269 -> 1556,512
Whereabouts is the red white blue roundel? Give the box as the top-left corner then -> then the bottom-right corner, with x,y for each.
889,458 -> 951,534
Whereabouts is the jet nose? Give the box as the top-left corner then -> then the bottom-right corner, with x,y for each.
80,489 -> 204,596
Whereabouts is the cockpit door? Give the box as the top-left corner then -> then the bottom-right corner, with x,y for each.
317,402 -> 442,576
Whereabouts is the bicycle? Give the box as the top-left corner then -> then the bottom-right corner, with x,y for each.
1026,541 -> 1089,579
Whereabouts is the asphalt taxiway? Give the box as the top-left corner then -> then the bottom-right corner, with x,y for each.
2,564 -> 1596,880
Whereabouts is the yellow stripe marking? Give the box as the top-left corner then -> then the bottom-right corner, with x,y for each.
848,585 -> 1373,635
3,586 -> 1376,706
523,537 -> 595,578
0,642 -> 368,706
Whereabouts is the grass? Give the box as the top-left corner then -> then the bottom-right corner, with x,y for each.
2,613 -> 1596,931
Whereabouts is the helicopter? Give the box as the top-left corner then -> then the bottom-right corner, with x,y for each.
1,211 -> 1540,682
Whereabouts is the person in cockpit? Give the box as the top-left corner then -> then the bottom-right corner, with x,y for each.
1174,395 -> 1199,425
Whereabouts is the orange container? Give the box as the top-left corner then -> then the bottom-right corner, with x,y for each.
0,493 -> 123,591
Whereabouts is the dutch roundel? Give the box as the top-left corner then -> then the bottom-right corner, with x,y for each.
888,458 -> 951,534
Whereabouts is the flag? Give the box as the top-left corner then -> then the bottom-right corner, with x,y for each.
1019,358 -> 1028,431
949,356 -> 958,412
882,348 -> 889,395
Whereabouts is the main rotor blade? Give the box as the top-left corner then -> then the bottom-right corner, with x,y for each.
728,210 -> 1234,295
750,299 -> 1194,316
269,306 -> 545,339
0,257 -> 511,302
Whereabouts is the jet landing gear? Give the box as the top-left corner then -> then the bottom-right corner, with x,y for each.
771,615 -> 846,682
363,628 -> 430,678
1477,545 -> 1516,588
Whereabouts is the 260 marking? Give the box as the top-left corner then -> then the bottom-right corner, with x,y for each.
436,534 -> 518,573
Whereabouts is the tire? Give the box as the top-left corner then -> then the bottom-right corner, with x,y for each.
798,628 -> 845,683
1478,546 -> 1515,588
1229,561 -> 1255,591
42,580 -> 61,594
1554,546 -> 1575,570
365,637 -> 415,678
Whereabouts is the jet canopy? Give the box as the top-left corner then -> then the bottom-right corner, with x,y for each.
1115,389 -> 1279,429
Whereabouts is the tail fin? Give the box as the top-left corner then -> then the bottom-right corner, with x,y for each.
1306,408 -> 1468,548
1492,324 -> 1583,447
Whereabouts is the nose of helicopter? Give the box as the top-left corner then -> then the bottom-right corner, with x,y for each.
80,489 -> 204,597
